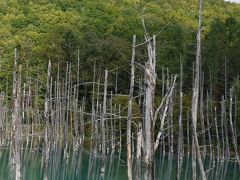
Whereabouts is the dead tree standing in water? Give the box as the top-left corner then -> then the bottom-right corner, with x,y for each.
43,60 -> 51,180
191,0 -> 206,179
11,48 -> 21,180
143,34 -> 156,180
127,35 -> 136,180
100,70 -> 108,179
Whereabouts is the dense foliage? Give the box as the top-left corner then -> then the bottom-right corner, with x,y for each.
0,0 -> 240,97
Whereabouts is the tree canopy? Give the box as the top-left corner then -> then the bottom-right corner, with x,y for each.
0,0 -> 240,96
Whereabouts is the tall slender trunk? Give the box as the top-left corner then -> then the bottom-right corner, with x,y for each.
191,0 -> 206,179
11,48 -> 21,180
136,123 -> 142,180
100,70 -> 108,178
127,35 -> 136,180
214,107 -> 220,160
206,92 -> 213,157
229,88 -> 240,165
90,61 -> 96,151
192,126 -> 196,180
220,96 -> 225,160
223,97 -> 230,159
44,60 -> 51,180
144,35 -> 156,178
177,58 -> 183,180
200,73 -> 206,157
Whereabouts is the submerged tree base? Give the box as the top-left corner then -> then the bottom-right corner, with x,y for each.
1,139 -> 240,180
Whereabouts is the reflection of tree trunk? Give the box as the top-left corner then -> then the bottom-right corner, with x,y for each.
43,143 -> 50,180
136,123 -> 142,180
191,130 -> 196,180
11,48 -> 21,180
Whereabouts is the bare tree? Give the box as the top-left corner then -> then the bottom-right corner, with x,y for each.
43,60 -> 51,180
177,58 -> 183,180
191,0 -> 206,179
143,35 -> 156,179
100,69 -> 108,178
11,48 -> 21,180
127,35 -> 136,180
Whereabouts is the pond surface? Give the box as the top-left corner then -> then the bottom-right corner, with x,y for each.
0,141 -> 239,180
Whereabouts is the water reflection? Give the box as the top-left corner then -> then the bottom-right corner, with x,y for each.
0,141 -> 239,180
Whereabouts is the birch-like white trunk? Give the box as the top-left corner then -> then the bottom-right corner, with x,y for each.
229,88 -> 240,165
191,0 -> 206,179
177,59 -> 183,180
100,70 -> 108,178
11,48 -> 21,180
44,60 -> 51,180
144,35 -> 156,170
127,35 -> 136,180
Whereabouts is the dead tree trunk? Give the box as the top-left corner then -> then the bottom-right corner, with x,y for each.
143,35 -> 156,177
90,61 -> 96,152
44,60 -> 51,180
136,123 -> 142,180
229,88 -> 240,165
220,96 -> 225,160
206,92 -> 213,158
200,73 -> 206,157
191,0 -> 206,179
127,35 -> 136,180
192,125 -> 196,180
222,97 -> 230,159
100,70 -> 108,178
214,107 -> 220,160
154,75 -> 177,151
11,48 -> 21,180
177,58 -> 183,180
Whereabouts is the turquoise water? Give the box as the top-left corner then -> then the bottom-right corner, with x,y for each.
0,141 -> 239,180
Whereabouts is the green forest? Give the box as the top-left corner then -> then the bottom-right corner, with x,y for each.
1,0 -> 240,96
